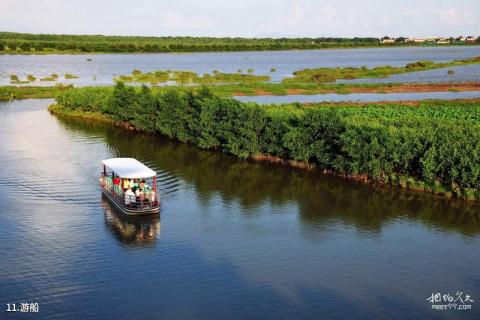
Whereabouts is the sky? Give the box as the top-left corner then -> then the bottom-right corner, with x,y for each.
0,0 -> 478,38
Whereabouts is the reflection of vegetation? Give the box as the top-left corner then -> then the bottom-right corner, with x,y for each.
55,114 -> 480,236
116,69 -> 270,85
53,84 -> 480,200
285,57 -> 480,83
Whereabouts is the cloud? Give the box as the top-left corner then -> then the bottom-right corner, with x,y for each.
0,0 -> 478,37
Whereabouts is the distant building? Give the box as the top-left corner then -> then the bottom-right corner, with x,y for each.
455,36 -> 466,42
466,36 -> 476,43
437,38 -> 450,44
381,38 -> 395,44
425,36 -> 439,42
413,38 -> 426,43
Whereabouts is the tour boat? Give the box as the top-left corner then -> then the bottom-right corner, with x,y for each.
100,158 -> 160,215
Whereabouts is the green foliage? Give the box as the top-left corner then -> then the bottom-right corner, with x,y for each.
55,86 -> 480,199
27,74 -> 36,81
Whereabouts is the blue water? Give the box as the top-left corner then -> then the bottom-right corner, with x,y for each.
235,90 -> 480,104
0,99 -> 479,319
1,46 -> 479,86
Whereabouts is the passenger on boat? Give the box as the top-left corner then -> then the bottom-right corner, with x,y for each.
124,187 -> 135,206
122,178 -> 130,192
132,179 -> 139,189
133,181 -> 147,205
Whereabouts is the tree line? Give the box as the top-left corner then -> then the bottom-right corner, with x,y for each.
0,32 -> 401,53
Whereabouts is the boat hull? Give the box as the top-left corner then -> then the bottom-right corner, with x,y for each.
101,188 -> 160,216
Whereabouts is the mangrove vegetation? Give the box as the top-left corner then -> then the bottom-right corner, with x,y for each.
51,83 -> 480,200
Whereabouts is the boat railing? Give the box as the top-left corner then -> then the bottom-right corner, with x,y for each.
100,174 -> 159,209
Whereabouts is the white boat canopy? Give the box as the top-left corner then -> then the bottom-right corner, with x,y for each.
102,158 -> 156,179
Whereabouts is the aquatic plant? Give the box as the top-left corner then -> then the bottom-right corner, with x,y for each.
270,68 -> 276,72
65,73 -> 79,79
115,69 -> 270,85
40,76 -> 56,81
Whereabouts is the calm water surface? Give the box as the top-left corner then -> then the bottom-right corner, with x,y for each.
0,99 -> 479,320
1,46 -> 480,86
235,90 -> 480,104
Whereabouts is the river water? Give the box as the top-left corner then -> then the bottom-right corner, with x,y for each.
235,90 -> 480,104
0,99 -> 479,320
1,46 -> 480,86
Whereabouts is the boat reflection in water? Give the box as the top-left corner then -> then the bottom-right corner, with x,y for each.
102,197 -> 161,246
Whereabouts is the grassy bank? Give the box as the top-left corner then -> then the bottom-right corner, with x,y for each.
3,32 -> 478,54
2,81 -> 479,101
51,83 -> 480,200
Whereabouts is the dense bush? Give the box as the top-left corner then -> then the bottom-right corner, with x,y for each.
55,84 -> 480,199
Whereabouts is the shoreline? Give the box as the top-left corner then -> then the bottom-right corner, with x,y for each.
1,44 -> 479,56
3,82 -> 480,100
48,102 -> 479,202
